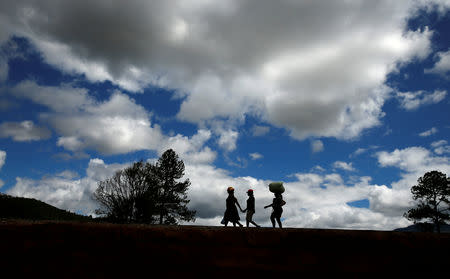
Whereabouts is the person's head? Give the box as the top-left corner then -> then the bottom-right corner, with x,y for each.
227,186 -> 235,195
247,189 -> 254,196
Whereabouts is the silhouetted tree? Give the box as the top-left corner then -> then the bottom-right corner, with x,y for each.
404,170 -> 450,233
155,149 -> 196,225
93,150 -> 196,225
93,161 -> 159,223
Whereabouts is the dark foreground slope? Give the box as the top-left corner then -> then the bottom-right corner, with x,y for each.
1,221 -> 449,277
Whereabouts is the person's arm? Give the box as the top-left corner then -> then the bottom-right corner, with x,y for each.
264,203 -> 273,209
235,199 -> 243,211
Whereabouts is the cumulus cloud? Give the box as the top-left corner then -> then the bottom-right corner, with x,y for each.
6,158 -> 129,215
396,90 -> 447,110
159,129 -> 217,165
0,0 -> 444,141
0,120 -> 51,141
373,146 -> 450,217
9,80 -> 216,163
419,127 -> 438,137
216,128 -> 239,152
431,140 -> 450,155
15,81 -> 165,154
311,140 -> 324,153
425,49 -> 450,75
376,147 -> 448,173
185,165 -> 412,229
333,161 -> 356,172
10,147 -> 447,230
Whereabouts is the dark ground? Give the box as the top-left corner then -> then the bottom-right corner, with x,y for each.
1,220 -> 449,277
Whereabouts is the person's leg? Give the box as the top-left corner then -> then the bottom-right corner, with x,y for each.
232,222 -> 236,227
246,220 -> 249,227
250,221 -> 260,227
224,220 -> 228,227
270,213 -> 276,228
276,217 -> 282,228
236,221 -> 243,227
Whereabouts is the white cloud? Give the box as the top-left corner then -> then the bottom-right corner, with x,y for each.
425,49 -> 450,75
249,152 -> 263,160
159,129 -> 217,165
396,90 -> 447,110
10,147 -> 447,230
11,80 -> 93,113
10,81 -> 216,162
0,150 -> 5,170
0,120 -> 51,141
311,165 -> 325,172
352,148 -> 367,157
373,146 -> 450,218
216,129 -> 239,152
47,91 -> 165,155
0,0 -> 444,141
11,81 -> 164,154
55,170 -> 79,180
376,147 -> 448,173
419,127 -> 438,137
431,140 -> 450,155
311,140 -> 324,153
333,161 -> 356,172
350,146 -> 380,158
6,158 -> 129,215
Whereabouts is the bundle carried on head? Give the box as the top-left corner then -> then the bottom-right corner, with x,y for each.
269,182 -> 285,194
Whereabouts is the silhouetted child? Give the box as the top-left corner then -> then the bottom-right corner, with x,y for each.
242,189 -> 260,227
264,192 -> 286,228
223,186 -> 243,227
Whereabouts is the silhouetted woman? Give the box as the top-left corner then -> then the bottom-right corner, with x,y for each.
223,186 -> 243,227
264,192 -> 286,228
242,189 -> 260,227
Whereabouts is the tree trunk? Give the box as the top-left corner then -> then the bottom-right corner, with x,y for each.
159,203 -> 164,225
433,195 -> 440,233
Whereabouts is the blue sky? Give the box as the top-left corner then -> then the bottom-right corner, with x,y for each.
0,0 -> 449,229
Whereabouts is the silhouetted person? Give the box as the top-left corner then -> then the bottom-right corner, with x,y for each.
223,187 -> 243,227
242,189 -> 260,227
264,192 -> 286,228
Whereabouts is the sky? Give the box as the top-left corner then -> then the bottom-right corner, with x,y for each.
0,0 -> 449,230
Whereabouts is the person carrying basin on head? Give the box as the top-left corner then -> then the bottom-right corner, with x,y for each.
222,186 -> 244,227
264,182 -> 286,228
242,189 -> 260,227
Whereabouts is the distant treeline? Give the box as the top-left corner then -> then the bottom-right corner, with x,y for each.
0,193 -> 92,222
